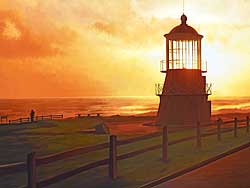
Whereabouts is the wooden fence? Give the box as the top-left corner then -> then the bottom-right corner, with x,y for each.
1,112 -> 105,125
8,117 -> 30,125
0,114 -> 64,125
75,113 -> 101,118
0,115 -> 8,123
0,113 -> 102,125
0,116 -> 249,188
35,114 -> 63,121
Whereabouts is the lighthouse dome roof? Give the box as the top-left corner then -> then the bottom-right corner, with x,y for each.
165,14 -> 203,40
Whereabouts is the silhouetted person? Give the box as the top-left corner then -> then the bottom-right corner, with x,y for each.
30,109 -> 35,122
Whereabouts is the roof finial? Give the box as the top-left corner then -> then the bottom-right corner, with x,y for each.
181,14 -> 187,24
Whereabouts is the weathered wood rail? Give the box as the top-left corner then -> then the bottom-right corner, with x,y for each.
1,112 -> 104,125
75,113 -> 102,118
0,115 -> 8,123
36,114 -> 63,121
0,114 -> 64,126
8,117 -> 30,125
0,116 -> 249,188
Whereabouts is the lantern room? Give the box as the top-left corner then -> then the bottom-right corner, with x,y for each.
162,14 -> 206,72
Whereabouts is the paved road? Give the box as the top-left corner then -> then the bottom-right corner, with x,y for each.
154,148 -> 250,188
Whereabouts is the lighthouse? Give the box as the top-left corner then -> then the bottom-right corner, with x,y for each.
156,14 -> 211,126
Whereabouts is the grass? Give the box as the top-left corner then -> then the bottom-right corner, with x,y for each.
0,118 -> 249,188
0,117 -> 107,162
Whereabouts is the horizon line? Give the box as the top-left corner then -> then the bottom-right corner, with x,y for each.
0,95 -> 249,100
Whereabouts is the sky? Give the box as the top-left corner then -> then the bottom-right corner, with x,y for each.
0,0 -> 249,98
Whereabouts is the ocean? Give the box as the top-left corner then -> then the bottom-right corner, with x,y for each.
0,96 -> 250,120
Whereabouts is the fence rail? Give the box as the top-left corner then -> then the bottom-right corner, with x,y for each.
8,118 -> 30,125
0,116 -> 249,188
36,114 -> 63,121
75,113 -> 101,118
0,114 -> 64,126
154,83 -> 212,96
0,113 -> 105,126
0,162 -> 26,176
159,60 -> 208,73
37,142 -> 109,165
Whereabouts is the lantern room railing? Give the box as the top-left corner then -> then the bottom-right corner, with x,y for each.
160,60 -> 207,73
206,83 -> 212,95
160,60 -> 167,73
155,83 -> 212,96
155,83 -> 164,96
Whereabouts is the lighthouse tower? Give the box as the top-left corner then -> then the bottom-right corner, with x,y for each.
156,14 -> 211,126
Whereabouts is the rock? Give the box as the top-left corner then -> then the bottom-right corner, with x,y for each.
95,123 -> 109,134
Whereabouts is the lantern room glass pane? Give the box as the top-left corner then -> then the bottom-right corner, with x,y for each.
168,39 -> 200,70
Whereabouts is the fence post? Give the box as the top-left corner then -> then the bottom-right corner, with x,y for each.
196,121 -> 201,148
234,117 -> 238,138
217,118 -> 222,141
109,135 -> 117,179
247,116 -> 249,133
27,152 -> 37,188
162,126 -> 168,162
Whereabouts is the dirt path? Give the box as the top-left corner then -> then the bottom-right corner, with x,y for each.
154,147 -> 250,188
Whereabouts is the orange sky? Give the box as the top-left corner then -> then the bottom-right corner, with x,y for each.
0,0 -> 249,98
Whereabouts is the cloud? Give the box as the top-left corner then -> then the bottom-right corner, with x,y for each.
0,0 -> 249,98
92,21 -> 117,35
0,10 -> 78,59
2,20 -> 21,40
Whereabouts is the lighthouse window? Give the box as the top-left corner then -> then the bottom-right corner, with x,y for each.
168,39 -> 201,70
